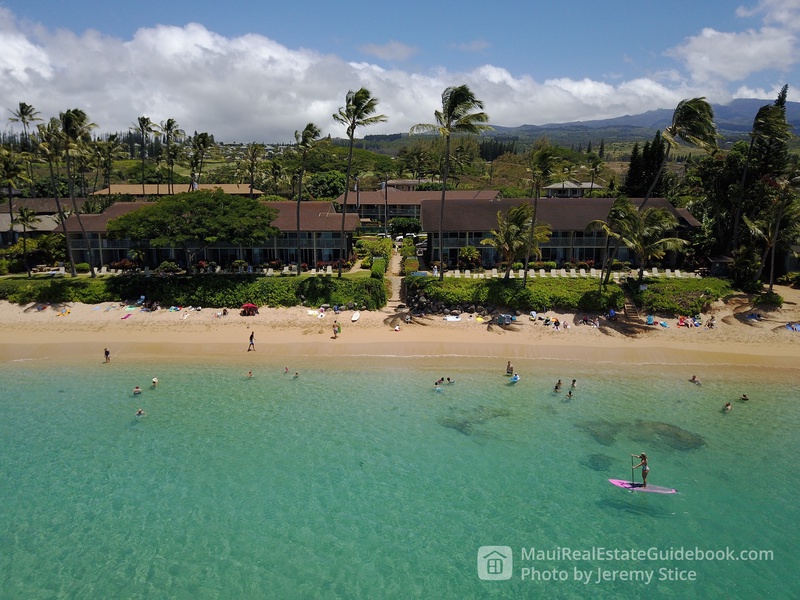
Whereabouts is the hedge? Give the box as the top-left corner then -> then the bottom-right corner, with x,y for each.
633,277 -> 732,315
0,273 -> 388,310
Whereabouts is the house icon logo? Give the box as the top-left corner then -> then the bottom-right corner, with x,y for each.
477,546 -> 513,580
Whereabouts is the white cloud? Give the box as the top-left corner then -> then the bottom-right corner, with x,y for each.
453,39 -> 490,53
736,0 -> 800,30
359,40 -> 418,61
0,10 -> 786,142
667,26 -> 797,82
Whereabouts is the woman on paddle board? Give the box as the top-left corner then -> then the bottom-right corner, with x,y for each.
632,453 -> 649,488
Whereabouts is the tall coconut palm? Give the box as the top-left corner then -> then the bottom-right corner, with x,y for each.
8,102 -> 42,152
160,118 -> 184,194
0,147 -> 31,242
523,145 -> 556,283
96,134 -> 127,193
242,143 -> 266,199
588,196 -> 638,293
188,132 -> 212,189
333,88 -> 388,277
412,85 -> 491,280
131,116 -> 159,195
294,123 -> 321,274
267,158 -> 286,196
12,206 -> 40,278
60,108 -> 98,277
38,118 -> 79,276
639,98 -> 718,209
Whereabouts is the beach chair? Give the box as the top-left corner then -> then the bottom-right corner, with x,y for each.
100,266 -> 108,275
674,270 -> 682,278
579,269 -> 587,277
665,269 -> 673,278
613,272 -> 620,281
454,269 -> 461,278
445,271 -> 453,278
590,268 -> 598,277
464,269 -> 471,278
528,269 -> 536,278
569,269 -> 577,278
550,269 -> 558,277
509,270 -> 515,278
519,269 -> 525,278
326,265 -> 333,276
651,267 -> 660,277
540,269 -> 547,278
144,266 -> 151,277
560,269 -> 568,278
491,268 -> 499,278
282,266 -> 290,275
646,315 -> 655,326
479,273 -> 485,278
267,268 -> 274,277
215,266 -> 222,273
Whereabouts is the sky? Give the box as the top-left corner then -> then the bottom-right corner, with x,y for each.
1,0 -> 799,143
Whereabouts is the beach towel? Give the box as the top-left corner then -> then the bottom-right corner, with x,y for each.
445,315 -> 462,322
121,314 -> 131,320
660,321 -> 668,328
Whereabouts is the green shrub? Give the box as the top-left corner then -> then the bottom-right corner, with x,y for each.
75,263 -> 91,273
402,259 -> 420,276
777,272 -> 800,287
156,261 -> 181,274
371,258 -> 386,278
634,277 -> 731,315
753,290 -> 783,307
0,259 -> 8,276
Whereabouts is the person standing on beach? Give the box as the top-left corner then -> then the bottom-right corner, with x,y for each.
104,348 -> 110,363
248,332 -> 255,351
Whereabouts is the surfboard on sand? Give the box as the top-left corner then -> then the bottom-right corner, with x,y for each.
609,479 -> 677,494
351,311 -> 360,322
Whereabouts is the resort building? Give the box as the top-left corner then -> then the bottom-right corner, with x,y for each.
419,197 -> 699,267
63,200 -> 358,268
90,184 -> 262,197
543,180 -> 605,198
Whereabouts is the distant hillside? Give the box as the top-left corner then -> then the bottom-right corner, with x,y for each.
487,99 -> 800,146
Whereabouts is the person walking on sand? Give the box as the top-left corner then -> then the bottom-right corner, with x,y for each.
632,453 -> 649,488
104,348 -> 110,363
248,331 -> 255,351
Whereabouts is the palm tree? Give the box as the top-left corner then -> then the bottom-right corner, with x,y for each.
294,123 -> 321,274
412,85 -> 491,280
8,102 -> 41,152
242,143 -> 266,199
160,118 -> 184,194
639,98 -> 718,209
0,147 -> 31,242
480,203 -> 533,280
333,88 -> 388,277
37,118 -> 78,275
523,145 -> 556,283
588,197 -> 638,293
12,207 -> 40,278
586,155 -> 604,195
60,108 -> 98,277
96,134 -> 127,193
131,116 -> 159,195
617,206 -> 688,284
267,158 -> 286,196
188,132 -> 212,189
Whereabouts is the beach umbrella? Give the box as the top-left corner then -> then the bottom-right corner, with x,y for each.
241,303 -> 258,309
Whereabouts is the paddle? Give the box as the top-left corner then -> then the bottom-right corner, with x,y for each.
631,454 -> 636,486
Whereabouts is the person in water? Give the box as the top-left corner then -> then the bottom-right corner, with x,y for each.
566,390 -> 573,399
632,453 -> 649,487
741,394 -> 749,401
135,408 -> 146,417
690,375 -> 701,385
554,379 -> 563,392
151,377 -> 158,388
133,386 -> 142,395
724,402 -> 732,412
506,361 -> 514,375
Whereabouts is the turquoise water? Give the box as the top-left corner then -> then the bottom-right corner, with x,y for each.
1,359 -> 797,599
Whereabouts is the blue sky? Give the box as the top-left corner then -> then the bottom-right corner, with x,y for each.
1,0 -> 798,141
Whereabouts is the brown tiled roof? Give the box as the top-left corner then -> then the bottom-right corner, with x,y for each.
420,197 -> 696,231
270,201 -> 359,232
90,184 -> 262,196
63,200 -> 358,234
334,189 -> 500,206
0,198 -> 89,214
0,213 -> 62,233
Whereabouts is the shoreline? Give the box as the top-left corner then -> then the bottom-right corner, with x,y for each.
2,288 -> 799,371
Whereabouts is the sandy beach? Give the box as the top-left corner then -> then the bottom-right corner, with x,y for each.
2,284 -> 799,369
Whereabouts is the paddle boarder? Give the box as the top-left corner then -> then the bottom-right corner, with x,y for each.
632,453 -> 649,488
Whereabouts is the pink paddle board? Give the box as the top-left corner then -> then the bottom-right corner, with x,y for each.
609,479 -> 677,494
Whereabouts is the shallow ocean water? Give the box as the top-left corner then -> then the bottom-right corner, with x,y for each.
0,358 -> 797,599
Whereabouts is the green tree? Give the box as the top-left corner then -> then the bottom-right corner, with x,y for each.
0,146 -> 31,241
96,134 -> 127,192
241,143 -> 266,198
523,145 -> 556,283
588,196 -> 638,293
639,98 -> 718,209
8,102 -> 42,152
480,203 -> 533,280
60,108 -> 98,277
37,118 -> 78,274
106,189 -> 279,267
293,123 -> 322,273
307,171 -> 347,199
12,206 -> 40,278
187,132 -> 213,189
412,84 -> 491,280
160,118 -> 184,194
333,88 -> 388,276
617,206 -> 688,284
131,116 -> 159,195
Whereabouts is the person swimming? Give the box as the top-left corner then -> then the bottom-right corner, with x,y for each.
566,390 -> 573,399
510,373 -> 520,383
724,402 -> 732,412
133,386 -> 142,395
690,375 -> 701,385
135,408 -> 146,417
741,394 -> 749,401
151,377 -> 158,388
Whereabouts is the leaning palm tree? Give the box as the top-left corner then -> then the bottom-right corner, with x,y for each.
333,88 -> 388,277
616,206 -> 688,284
12,206 -> 40,278
639,98 -> 718,209
131,116 -> 159,195
60,108 -> 98,277
523,145 -> 556,283
412,85 -> 491,280
588,196 -> 638,293
242,142 -> 266,199
160,118 -> 184,194
294,123 -> 321,275
37,118 -> 78,276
